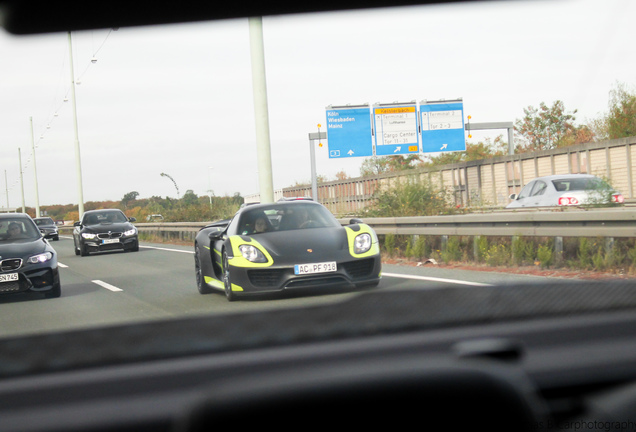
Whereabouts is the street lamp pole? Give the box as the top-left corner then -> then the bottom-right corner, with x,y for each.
18,148 -> 25,213
68,31 -> 85,219
29,117 -> 40,218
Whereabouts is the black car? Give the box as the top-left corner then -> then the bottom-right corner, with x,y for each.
0,213 -> 61,298
194,200 -> 382,301
33,217 -> 59,241
73,209 -> 139,256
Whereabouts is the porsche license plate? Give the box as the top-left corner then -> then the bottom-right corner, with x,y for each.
294,261 -> 337,275
0,273 -> 18,283
102,238 -> 120,244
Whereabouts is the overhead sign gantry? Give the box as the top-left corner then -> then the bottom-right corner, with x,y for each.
325,99 -> 467,158
325,104 -> 373,159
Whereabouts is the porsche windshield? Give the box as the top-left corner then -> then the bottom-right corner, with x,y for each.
238,204 -> 341,235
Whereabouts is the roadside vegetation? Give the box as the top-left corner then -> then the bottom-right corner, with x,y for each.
380,234 -> 636,276
26,191 -> 243,224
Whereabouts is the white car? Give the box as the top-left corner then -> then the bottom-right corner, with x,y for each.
506,174 -> 624,208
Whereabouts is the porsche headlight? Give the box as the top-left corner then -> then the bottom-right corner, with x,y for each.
354,233 -> 372,254
239,245 -> 267,263
124,227 -> 137,236
28,252 -> 53,264
82,232 -> 97,239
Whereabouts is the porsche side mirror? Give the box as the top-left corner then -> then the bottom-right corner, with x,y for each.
509,193 -> 518,200
74,221 -> 81,227
349,218 -> 363,224
129,217 -> 137,222
208,230 -> 224,241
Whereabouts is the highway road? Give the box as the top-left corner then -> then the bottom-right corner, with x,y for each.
0,236 -> 554,339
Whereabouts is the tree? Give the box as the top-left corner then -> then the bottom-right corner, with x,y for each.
424,136 -> 508,167
334,170 -> 349,181
515,100 -> 580,151
121,191 -> 139,209
360,155 -> 423,177
605,83 -> 636,140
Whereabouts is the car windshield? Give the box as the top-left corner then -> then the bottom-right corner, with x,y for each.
552,177 -> 610,192
83,212 -> 128,224
238,204 -> 341,235
0,0 -> 634,366
0,219 -> 42,242
34,218 -> 55,226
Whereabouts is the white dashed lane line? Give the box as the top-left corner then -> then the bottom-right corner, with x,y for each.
92,280 -> 124,292
382,272 -> 492,287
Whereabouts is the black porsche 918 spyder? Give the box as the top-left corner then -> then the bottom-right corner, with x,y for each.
194,201 -> 381,301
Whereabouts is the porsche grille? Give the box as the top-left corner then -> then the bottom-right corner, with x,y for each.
246,258 -> 376,288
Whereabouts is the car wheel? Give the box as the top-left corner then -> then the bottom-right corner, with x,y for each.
80,243 -> 89,257
44,283 -> 61,298
195,245 -> 213,294
222,249 -> 236,302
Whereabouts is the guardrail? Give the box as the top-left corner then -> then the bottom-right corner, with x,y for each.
128,207 -> 636,241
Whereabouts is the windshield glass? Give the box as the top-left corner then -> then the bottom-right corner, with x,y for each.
238,204 -> 341,235
0,0 -> 634,344
34,218 -> 55,226
82,212 -> 128,224
0,219 -> 42,242
552,178 -> 610,192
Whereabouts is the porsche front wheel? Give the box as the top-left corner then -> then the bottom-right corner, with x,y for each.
195,245 -> 213,294
222,249 -> 236,302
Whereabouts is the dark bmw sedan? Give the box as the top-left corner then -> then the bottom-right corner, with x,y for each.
0,213 -> 61,298
73,209 -> 139,256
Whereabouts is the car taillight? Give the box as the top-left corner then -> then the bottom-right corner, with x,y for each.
612,193 -> 625,203
558,196 -> 579,206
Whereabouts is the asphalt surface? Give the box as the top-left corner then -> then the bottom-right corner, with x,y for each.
0,236 -> 552,338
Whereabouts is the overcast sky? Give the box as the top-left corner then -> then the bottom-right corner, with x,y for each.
1,0 -> 634,207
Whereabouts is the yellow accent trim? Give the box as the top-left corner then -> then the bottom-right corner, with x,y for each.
227,236 -> 274,268
231,283 -> 244,292
345,224 -> 381,258
204,276 -> 224,289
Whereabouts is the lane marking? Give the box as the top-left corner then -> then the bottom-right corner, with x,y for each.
92,280 -> 123,292
58,262 -> 69,268
140,245 -> 193,254
382,272 -> 492,287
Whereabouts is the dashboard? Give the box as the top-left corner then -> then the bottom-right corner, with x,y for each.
1,280 -> 636,431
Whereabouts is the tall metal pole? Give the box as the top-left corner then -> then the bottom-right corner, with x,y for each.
308,127 -> 326,201
18,148 -> 25,213
29,117 -> 41,217
248,17 -> 274,204
68,32 -> 85,219
4,170 -> 8,209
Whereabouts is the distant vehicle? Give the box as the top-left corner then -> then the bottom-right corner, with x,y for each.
277,196 -> 313,201
33,217 -> 59,241
146,214 -> 164,222
0,213 -> 61,298
72,209 -> 139,256
194,200 -> 381,301
506,174 -> 625,208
